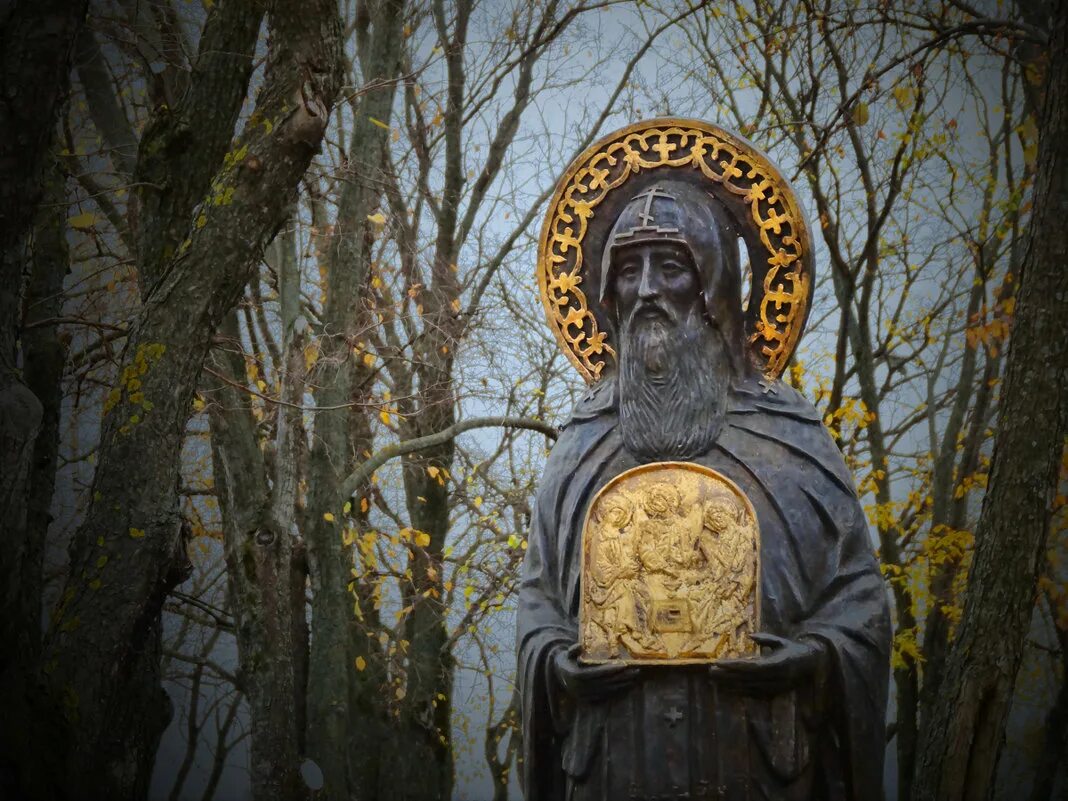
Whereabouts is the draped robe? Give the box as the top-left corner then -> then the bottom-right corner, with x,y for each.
516,375 -> 891,801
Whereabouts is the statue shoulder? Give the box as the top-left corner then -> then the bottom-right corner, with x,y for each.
728,377 -> 823,423
560,375 -> 618,430
539,378 -> 619,486
725,378 -> 856,496
532,381 -> 622,534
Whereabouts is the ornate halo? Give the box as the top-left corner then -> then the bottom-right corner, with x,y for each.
537,117 -> 814,384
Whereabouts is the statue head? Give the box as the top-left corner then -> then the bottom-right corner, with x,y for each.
599,181 -> 746,358
601,179 -> 748,461
538,120 -> 814,384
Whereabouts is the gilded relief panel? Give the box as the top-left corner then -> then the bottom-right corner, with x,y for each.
580,462 -> 760,663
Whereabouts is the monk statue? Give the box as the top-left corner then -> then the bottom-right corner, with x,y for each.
518,120 -> 891,801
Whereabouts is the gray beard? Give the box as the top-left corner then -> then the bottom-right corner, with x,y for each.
618,312 -> 730,462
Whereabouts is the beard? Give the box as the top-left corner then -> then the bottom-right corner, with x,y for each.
617,305 -> 731,462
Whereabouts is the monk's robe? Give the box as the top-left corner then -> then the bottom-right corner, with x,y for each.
517,375 -> 891,801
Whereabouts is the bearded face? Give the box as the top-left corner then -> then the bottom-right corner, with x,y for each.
609,241 -> 732,462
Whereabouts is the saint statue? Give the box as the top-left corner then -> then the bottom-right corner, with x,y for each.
517,120 -> 891,800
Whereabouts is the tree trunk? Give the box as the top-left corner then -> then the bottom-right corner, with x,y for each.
27,4 -> 343,797
485,691 -> 521,801
18,159 -> 71,661
895,656 -> 920,801
382,434 -> 457,801
0,5 -> 85,797
0,0 -> 86,679
1027,657 -> 1068,801
209,305 -> 308,801
911,6 -> 1068,799
303,2 -> 404,798
130,0 -> 264,292
376,3 -> 471,796
918,282 -> 985,720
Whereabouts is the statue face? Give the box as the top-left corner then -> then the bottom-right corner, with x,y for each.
610,241 -> 705,328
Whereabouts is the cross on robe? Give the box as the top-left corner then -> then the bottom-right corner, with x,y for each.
663,706 -> 684,728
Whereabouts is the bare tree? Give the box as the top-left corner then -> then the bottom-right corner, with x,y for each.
6,2 -> 345,797
912,3 -> 1068,797
0,0 -> 87,684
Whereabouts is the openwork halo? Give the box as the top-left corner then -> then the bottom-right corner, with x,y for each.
537,118 -> 814,383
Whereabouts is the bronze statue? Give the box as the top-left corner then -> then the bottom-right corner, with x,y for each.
517,120 -> 891,800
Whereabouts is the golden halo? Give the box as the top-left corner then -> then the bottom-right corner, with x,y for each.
537,117 -> 814,384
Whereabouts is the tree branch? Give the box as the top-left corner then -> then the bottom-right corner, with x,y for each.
338,415 -> 557,504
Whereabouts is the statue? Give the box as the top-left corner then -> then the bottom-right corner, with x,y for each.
517,119 -> 891,801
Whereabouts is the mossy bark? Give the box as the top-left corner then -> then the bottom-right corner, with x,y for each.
26,3 -> 343,797
911,5 -> 1068,798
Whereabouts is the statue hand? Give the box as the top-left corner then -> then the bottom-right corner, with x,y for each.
706,633 -> 827,695
553,643 -> 640,703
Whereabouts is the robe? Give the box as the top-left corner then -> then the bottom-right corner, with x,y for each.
516,375 -> 891,801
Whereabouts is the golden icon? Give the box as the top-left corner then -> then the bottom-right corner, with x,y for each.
580,462 -> 761,664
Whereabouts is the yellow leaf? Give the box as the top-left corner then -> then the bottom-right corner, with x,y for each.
362,352 -> 376,368
323,512 -> 335,522
369,117 -> 389,130
450,298 -> 462,313
128,527 -> 145,539
851,101 -> 869,126
414,530 -> 431,548
355,656 -> 367,671
360,497 -> 370,513
427,466 -> 440,479
473,496 -> 483,508
379,409 -> 392,426
367,212 -> 387,225
893,85 -> 914,111
343,501 -> 352,514
68,212 -> 97,230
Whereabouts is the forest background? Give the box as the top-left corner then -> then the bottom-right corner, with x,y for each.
1,0 -> 1066,800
